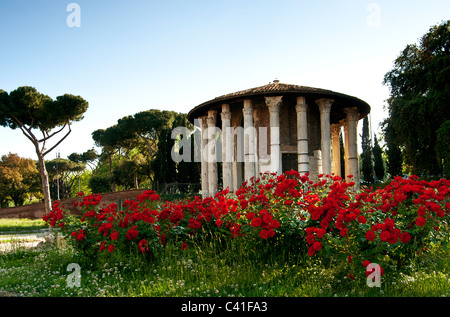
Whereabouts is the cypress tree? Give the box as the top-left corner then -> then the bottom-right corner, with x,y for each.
373,135 -> 385,181
361,117 -> 374,183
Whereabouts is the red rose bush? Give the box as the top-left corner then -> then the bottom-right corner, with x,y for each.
44,172 -> 449,280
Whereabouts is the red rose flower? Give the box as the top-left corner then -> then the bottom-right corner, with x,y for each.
259,229 -> 268,239
416,216 -> 426,227
262,213 -> 273,224
308,246 -> 316,256
400,232 -> 411,243
251,217 -> 262,227
365,230 -> 376,241
270,219 -> 280,229
138,239 -> 149,254
110,232 -> 119,241
380,230 -> 390,242
313,241 -> 322,251
317,228 -> 326,238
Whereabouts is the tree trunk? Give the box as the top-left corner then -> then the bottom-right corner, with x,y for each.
36,148 -> 52,214
108,154 -> 116,192
134,171 -> 139,189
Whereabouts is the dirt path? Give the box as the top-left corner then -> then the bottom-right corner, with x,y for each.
0,230 -> 56,252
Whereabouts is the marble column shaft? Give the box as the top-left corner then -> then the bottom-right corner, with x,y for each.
207,110 -> 218,196
200,116 -> 209,198
296,97 -> 309,174
344,107 -> 359,186
221,104 -> 233,192
243,99 -> 255,181
265,96 -> 283,175
316,98 -> 334,176
331,123 -> 342,177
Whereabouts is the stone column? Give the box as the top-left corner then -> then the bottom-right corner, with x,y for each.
331,123 -> 342,178
296,97 -> 309,175
207,110 -> 218,196
243,99 -> 255,181
265,96 -> 283,175
221,104 -> 233,192
341,119 -> 349,180
344,107 -> 360,187
200,116 -> 209,198
316,98 -> 334,176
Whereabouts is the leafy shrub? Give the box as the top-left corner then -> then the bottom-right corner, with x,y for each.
44,172 -> 450,281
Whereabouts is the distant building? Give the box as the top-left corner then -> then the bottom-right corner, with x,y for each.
187,80 -> 370,197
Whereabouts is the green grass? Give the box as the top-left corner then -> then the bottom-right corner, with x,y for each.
0,218 -> 47,233
0,218 -> 448,297
0,236 -> 448,298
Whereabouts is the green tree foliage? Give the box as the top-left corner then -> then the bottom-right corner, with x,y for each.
360,117 -> 374,183
45,158 -> 86,199
92,110 -> 196,193
372,135 -> 385,181
0,86 -> 88,213
382,21 -> 450,176
112,153 -> 146,190
177,130 -> 201,186
0,153 -> 41,206
382,119 -> 403,177
69,148 -> 99,172
92,129 -> 117,191
152,128 -> 177,191
435,120 -> 450,177
88,174 -> 111,194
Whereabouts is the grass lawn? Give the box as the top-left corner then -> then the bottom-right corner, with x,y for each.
0,219 -> 448,299
0,218 -> 47,233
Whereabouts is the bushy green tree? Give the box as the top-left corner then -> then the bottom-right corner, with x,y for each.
0,87 -> 88,213
382,119 -> 403,177
383,21 -> 450,176
0,153 -> 41,206
45,158 -> 86,199
152,128 -> 177,191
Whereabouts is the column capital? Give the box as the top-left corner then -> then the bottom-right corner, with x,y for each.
200,115 -> 208,128
316,98 -> 334,113
243,99 -> 253,116
330,123 -> 342,135
207,110 -> 217,126
221,104 -> 231,120
207,109 -> 217,118
265,96 -> 283,112
295,96 -> 308,113
221,110 -> 231,121
344,107 -> 359,121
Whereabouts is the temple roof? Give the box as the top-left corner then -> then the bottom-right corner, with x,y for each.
187,80 -> 371,123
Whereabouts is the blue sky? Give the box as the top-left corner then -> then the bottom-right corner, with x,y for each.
1,0 -> 449,160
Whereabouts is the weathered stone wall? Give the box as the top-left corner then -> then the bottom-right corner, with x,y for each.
0,189 -> 150,220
